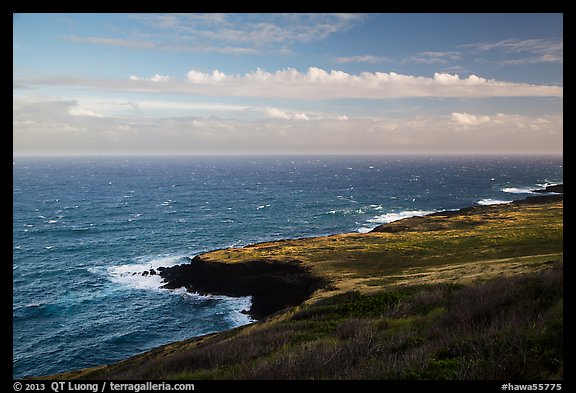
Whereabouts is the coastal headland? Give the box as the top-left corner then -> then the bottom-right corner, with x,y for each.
39,185 -> 563,380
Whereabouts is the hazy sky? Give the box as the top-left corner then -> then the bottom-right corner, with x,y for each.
13,13 -> 563,155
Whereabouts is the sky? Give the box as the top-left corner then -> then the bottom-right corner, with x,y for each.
13,13 -> 563,155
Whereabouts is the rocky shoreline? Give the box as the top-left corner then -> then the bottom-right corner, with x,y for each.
158,257 -> 327,320
153,184 -> 562,320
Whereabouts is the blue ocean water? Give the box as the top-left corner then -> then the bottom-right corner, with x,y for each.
12,155 -> 562,378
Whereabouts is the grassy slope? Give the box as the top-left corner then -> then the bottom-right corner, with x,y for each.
202,200 -> 563,298
44,200 -> 563,380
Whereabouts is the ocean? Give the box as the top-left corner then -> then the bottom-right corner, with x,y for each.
12,155 -> 563,378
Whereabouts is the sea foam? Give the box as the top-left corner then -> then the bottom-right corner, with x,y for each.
98,256 -> 255,326
357,210 -> 435,233
102,255 -> 187,291
502,187 -> 537,194
477,199 -> 513,205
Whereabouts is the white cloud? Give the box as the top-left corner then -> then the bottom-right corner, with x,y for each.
68,107 -> 104,117
265,107 -> 291,119
176,68 -> 562,98
404,51 -> 461,64
451,112 -> 491,126
65,14 -> 366,56
13,96 -> 563,155
186,70 -> 229,83
265,107 -> 310,120
67,34 -> 259,55
462,38 -> 563,65
149,74 -> 170,82
66,35 -> 157,49
129,74 -> 170,82
333,55 -> 391,64
17,67 -> 562,100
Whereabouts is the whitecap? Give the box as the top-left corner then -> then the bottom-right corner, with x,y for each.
501,187 -> 536,194
101,255 -> 189,292
223,296 -> 254,325
326,208 -> 354,216
536,182 -> 560,188
358,210 -> 434,233
477,199 -> 513,206
105,261 -> 256,325
366,210 -> 434,224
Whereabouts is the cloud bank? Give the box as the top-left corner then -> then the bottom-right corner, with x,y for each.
13,97 -> 562,155
18,67 -> 563,100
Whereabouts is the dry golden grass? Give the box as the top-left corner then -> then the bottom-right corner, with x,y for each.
202,201 -> 563,301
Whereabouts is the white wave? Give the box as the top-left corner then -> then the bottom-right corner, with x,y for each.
357,210 -> 434,233
366,210 -> 434,224
127,213 -> 142,222
26,302 -> 45,308
327,204 -> 377,216
536,182 -> 560,188
501,187 -> 536,194
102,255 -> 187,291
92,255 -> 254,324
224,297 -> 254,325
477,199 -> 512,206
161,284 -> 254,325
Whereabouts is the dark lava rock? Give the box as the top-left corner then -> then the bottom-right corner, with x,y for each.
159,256 -> 328,320
533,184 -> 563,194
512,194 -> 563,204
